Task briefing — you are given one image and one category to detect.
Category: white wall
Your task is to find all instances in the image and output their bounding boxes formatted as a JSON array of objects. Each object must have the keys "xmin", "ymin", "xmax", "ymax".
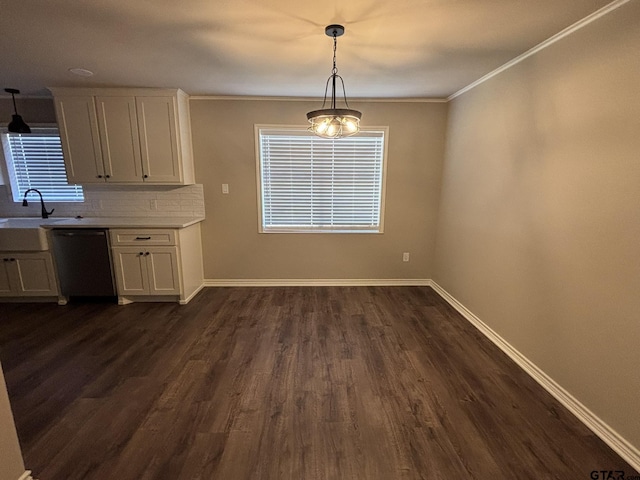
[
  {"xmin": 434, "ymin": 0, "xmax": 640, "ymax": 454},
  {"xmin": 190, "ymin": 99, "xmax": 447, "ymax": 281},
  {"xmin": 0, "ymin": 363, "xmax": 25, "ymax": 480}
]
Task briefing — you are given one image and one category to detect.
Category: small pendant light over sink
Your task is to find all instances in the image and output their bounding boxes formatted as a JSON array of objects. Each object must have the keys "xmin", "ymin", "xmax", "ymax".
[
  {"xmin": 4, "ymin": 88, "xmax": 31, "ymax": 134},
  {"xmin": 307, "ymin": 25, "xmax": 361, "ymax": 139}
]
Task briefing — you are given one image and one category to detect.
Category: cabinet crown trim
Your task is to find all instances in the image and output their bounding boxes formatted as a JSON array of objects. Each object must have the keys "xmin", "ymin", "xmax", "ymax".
[{"xmin": 48, "ymin": 87, "xmax": 188, "ymax": 98}]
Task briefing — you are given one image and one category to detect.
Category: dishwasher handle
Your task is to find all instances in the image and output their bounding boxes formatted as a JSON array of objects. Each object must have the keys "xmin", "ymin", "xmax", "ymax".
[{"xmin": 55, "ymin": 231, "xmax": 106, "ymax": 237}]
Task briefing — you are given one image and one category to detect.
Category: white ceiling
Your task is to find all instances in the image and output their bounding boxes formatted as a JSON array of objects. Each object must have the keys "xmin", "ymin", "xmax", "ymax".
[{"xmin": 0, "ymin": 0, "xmax": 615, "ymax": 99}]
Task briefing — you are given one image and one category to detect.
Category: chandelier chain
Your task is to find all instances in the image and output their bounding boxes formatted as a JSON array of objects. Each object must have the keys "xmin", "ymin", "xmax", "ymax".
[{"xmin": 332, "ymin": 32, "xmax": 338, "ymax": 75}]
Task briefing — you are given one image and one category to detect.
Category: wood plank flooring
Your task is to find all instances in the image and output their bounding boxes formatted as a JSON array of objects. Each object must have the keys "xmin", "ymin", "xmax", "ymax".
[{"xmin": 0, "ymin": 287, "xmax": 636, "ymax": 480}]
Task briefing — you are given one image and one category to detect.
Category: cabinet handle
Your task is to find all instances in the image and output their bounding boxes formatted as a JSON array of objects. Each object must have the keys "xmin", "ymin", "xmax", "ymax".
[
  {"xmin": 135, "ymin": 236, "xmax": 152, "ymax": 240},
  {"xmin": 97, "ymin": 174, "xmax": 103, "ymax": 178},
  {"xmin": 145, "ymin": 252, "xmax": 150, "ymax": 256},
  {"xmin": 143, "ymin": 174, "xmax": 149, "ymax": 178},
  {"xmin": 105, "ymin": 175, "xmax": 111, "ymax": 179},
  {"xmin": 2, "ymin": 258, "xmax": 8, "ymax": 262},
  {"xmin": 56, "ymin": 232, "xmax": 105, "ymax": 237},
  {"xmin": 139, "ymin": 252, "xmax": 144, "ymax": 256}
]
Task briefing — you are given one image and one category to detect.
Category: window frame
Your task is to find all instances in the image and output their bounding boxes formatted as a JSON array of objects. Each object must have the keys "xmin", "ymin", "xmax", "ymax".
[
  {"xmin": 0, "ymin": 124, "xmax": 84, "ymax": 203},
  {"xmin": 255, "ymin": 124, "xmax": 389, "ymax": 234}
]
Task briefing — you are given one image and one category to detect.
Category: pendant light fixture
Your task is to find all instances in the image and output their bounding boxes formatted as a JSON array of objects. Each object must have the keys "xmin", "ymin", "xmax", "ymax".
[
  {"xmin": 307, "ymin": 25, "xmax": 361, "ymax": 139},
  {"xmin": 4, "ymin": 88, "xmax": 31, "ymax": 134}
]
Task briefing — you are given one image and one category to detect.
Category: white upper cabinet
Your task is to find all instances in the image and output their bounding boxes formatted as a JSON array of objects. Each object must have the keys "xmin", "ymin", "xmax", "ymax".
[
  {"xmin": 54, "ymin": 95, "xmax": 104, "ymax": 182},
  {"xmin": 50, "ymin": 88, "xmax": 195, "ymax": 185},
  {"xmin": 96, "ymin": 95, "xmax": 143, "ymax": 182}
]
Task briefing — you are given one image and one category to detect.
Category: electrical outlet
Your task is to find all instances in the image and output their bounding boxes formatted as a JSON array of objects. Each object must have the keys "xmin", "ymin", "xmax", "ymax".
[
  {"xmin": 403, "ymin": 252, "xmax": 410, "ymax": 262},
  {"xmin": 222, "ymin": 184, "xmax": 229, "ymax": 194}
]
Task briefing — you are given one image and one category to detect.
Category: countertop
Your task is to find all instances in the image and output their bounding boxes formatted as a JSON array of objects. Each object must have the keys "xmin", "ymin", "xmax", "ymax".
[{"xmin": 3, "ymin": 216, "xmax": 205, "ymax": 229}]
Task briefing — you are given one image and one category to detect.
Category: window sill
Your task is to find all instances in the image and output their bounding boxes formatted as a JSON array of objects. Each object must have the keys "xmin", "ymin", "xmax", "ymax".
[{"xmin": 260, "ymin": 228, "xmax": 383, "ymax": 234}]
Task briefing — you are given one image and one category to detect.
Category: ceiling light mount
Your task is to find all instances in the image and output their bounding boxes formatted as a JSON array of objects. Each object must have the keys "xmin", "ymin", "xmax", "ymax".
[
  {"xmin": 4, "ymin": 88, "xmax": 31, "ymax": 134},
  {"xmin": 306, "ymin": 24, "xmax": 361, "ymax": 139},
  {"xmin": 325, "ymin": 24, "xmax": 344, "ymax": 37}
]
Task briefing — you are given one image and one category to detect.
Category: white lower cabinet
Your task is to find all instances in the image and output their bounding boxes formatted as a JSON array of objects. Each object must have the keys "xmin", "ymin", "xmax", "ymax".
[
  {"xmin": 111, "ymin": 246, "xmax": 180, "ymax": 296},
  {"xmin": 0, "ymin": 224, "xmax": 203, "ymax": 305},
  {"xmin": 109, "ymin": 224, "xmax": 203, "ymax": 304},
  {"xmin": 0, "ymin": 252, "xmax": 58, "ymax": 297}
]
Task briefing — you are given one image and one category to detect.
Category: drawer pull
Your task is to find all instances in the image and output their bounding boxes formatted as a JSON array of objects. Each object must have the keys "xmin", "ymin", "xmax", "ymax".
[{"xmin": 135, "ymin": 236, "xmax": 152, "ymax": 240}]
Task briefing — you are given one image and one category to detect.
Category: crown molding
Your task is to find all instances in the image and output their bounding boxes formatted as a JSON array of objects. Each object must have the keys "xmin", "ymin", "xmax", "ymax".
[
  {"xmin": 448, "ymin": 0, "xmax": 632, "ymax": 101},
  {"xmin": 189, "ymin": 95, "xmax": 447, "ymax": 103}
]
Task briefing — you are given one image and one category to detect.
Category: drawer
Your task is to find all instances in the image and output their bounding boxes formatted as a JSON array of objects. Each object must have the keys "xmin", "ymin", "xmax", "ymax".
[{"xmin": 110, "ymin": 229, "xmax": 176, "ymax": 246}]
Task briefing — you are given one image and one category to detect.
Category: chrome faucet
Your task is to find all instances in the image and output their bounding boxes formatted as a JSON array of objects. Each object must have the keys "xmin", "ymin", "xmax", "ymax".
[{"xmin": 22, "ymin": 189, "xmax": 54, "ymax": 219}]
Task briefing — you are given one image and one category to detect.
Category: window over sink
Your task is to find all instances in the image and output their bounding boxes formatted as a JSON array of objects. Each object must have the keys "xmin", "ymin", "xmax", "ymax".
[{"xmin": 1, "ymin": 126, "xmax": 84, "ymax": 202}]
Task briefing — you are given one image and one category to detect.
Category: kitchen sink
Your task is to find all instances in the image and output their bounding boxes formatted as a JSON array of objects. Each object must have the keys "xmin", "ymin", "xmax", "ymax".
[{"xmin": 0, "ymin": 217, "xmax": 68, "ymax": 251}]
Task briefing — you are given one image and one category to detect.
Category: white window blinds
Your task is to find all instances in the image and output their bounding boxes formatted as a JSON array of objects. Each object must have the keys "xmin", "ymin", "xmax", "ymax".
[
  {"xmin": 2, "ymin": 128, "xmax": 84, "ymax": 202},
  {"xmin": 257, "ymin": 127, "xmax": 386, "ymax": 233}
]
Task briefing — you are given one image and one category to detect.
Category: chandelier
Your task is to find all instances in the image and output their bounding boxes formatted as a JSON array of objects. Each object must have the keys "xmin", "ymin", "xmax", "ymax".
[{"xmin": 306, "ymin": 25, "xmax": 361, "ymax": 139}]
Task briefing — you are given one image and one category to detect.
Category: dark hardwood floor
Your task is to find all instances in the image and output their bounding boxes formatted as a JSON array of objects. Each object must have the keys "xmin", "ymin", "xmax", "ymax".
[{"xmin": 0, "ymin": 287, "xmax": 636, "ymax": 480}]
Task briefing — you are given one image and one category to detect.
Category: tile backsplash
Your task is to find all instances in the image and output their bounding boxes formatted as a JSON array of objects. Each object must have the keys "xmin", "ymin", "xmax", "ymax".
[{"xmin": 0, "ymin": 184, "xmax": 205, "ymax": 218}]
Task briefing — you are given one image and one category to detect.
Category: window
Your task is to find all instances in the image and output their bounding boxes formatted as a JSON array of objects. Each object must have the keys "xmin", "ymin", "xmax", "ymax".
[
  {"xmin": 1, "ymin": 127, "xmax": 83, "ymax": 202},
  {"xmin": 256, "ymin": 126, "xmax": 387, "ymax": 233}
]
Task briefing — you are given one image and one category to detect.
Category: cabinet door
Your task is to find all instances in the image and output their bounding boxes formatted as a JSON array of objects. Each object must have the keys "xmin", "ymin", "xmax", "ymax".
[
  {"xmin": 54, "ymin": 96, "xmax": 105, "ymax": 183},
  {"xmin": 0, "ymin": 259, "xmax": 14, "ymax": 295},
  {"xmin": 12, "ymin": 253, "xmax": 58, "ymax": 296},
  {"xmin": 112, "ymin": 248, "xmax": 148, "ymax": 295},
  {"xmin": 96, "ymin": 96, "xmax": 143, "ymax": 183},
  {"xmin": 146, "ymin": 247, "xmax": 181, "ymax": 295},
  {"xmin": 136, "ymin": 96, "xmax": 182, "ymax": 183}
]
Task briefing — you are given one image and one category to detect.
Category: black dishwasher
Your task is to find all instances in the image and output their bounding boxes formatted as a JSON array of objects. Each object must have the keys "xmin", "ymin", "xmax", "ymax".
[{"xmin": 51, "ymin": 229, "xmax": 116, "ymax": 298}]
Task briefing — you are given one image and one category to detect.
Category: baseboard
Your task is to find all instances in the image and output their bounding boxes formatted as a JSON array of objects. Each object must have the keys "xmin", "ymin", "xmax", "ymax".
[
  {"xmin": 429, "ymin": 280, "xmax": 640, "ymax": 472},
  {"xmin": 180, "ymin": 282, "xmax": 206, "ymax": 305},
  {"xmin": 17, "ymin": 471, "xmax": 34, "ymax": 480},
  {"xmin": 204, "ymin": 278, "xmax": 432, "ymax": 287}
]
